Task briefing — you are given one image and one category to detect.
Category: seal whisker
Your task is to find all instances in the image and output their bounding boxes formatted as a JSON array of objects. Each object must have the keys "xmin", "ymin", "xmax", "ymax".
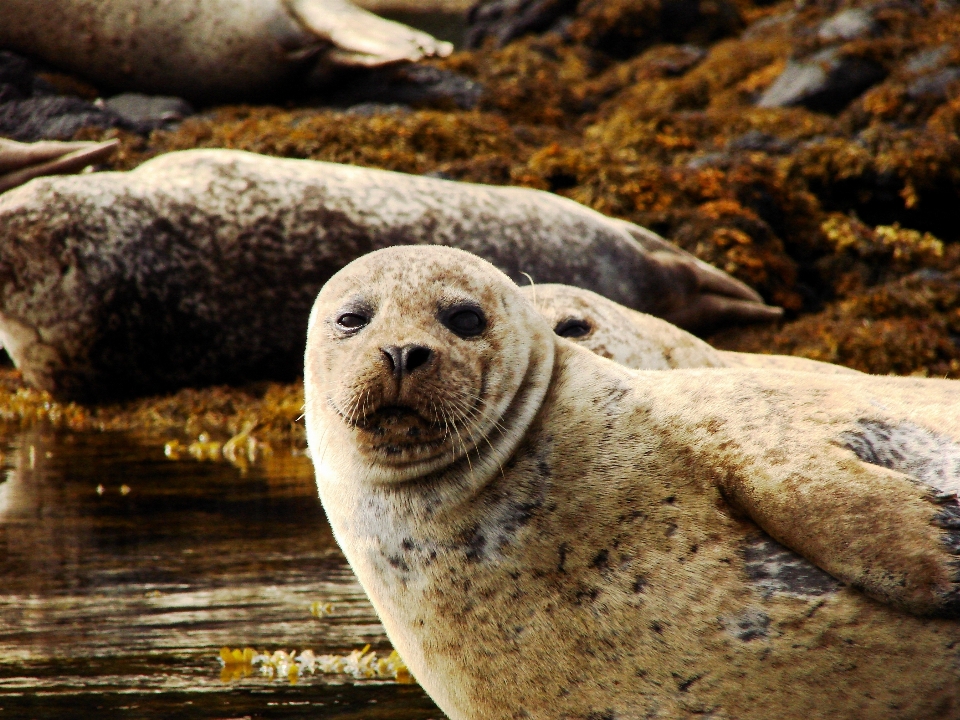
[
  {"xmin": 520, "ymin": 271, "xmax": 538, "ymax": 311},
  {"xmin": 441, "ymin": 398, "xmax": 475, "ymax": 476},
  {"xmin": 447, "ymin": 396, "xmax": 507, "ymax": 481},
  {"xmin": 447, "ymin": 388, "xmax": 509, "ymax": 437}
]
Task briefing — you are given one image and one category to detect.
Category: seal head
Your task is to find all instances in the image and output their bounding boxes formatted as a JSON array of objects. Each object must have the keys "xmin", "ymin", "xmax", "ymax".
[
  {"xmin": 522, "ymin": 282, "xmax": 728, "ymax": 369},
  {"xmin": 305, "ymin": 245, "xmax": 555, "ymax": 487}
]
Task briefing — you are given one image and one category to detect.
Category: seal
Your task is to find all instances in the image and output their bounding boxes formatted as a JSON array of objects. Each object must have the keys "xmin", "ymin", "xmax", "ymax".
[
  {"xmin": 0, "ymin": 0, "xmax": 452, "ymax": 103},
  {"xmin": 0, "ymin": 137, "xmax": 118, "ymax": 194},
  {"xmin": 305, "ymin": 246, "xmax": 960, "ymax": 720},
  {"xmin": 524, "ymin": 282, "xmax": 860, "ymax": 374},
  {"xmin": 0, "ymin": 148, "xmax": 777, "ymax": 400}
]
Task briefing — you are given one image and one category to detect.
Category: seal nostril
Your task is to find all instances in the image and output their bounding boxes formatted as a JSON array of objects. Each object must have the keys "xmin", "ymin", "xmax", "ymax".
[
  {"xmin": 403, "ymin": 345, "xmax": 432, "ymax": 374},
  {"xmin": 382, "ymin": 346, "xmax": 402, "ymax": 377}
]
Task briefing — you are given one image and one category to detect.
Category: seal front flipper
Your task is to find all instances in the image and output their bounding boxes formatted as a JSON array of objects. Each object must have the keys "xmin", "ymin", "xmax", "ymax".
[
  {"xmin": 286, "ymin": 0, "xmax": 453, "ymax": 66},
  {"xmin": 714, "ymin": 428, "xmax": 960, "ymax": 617}
]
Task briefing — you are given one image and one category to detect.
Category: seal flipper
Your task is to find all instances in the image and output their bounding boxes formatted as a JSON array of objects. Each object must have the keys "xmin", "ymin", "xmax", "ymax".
[
  {"xmin": 285, "ymin": 0, "xmax": 453, "ymax": 66},
  {"xmin": 718, "ymin": 441, "xmax": 960, "ymax": 617},
  {"xmin": 0, "ymin": 139, "xmax": 119, "ymax": 195}
]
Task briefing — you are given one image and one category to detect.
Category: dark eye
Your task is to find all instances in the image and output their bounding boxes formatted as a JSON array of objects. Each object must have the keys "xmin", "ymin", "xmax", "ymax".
[
  {"xmin": 336, "ymin": 313, "xmax": 369, "ymax": 331},
  {"xmin": 441, "ymin": 304, "xmax": 486, "ymax": 337},
  {"xmin": 554, "ymin": 318, "xmax": 591, "ymax": 338}
]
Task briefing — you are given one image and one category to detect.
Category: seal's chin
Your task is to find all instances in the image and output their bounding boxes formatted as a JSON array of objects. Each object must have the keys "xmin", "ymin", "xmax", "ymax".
[{"xmin": 352, "ymin": 405, "xmax": 453, "ymax": 464}]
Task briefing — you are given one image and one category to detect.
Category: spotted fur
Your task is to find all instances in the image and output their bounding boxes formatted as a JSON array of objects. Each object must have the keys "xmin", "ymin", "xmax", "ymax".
[{"xmin": 306, "ymin": 246, "xmax": 960, "ymax": 720}]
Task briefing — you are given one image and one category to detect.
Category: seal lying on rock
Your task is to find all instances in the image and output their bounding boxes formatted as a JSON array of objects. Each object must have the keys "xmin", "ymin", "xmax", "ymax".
[
  {"xmin": 0, "ymin": 137, "xmax": 118, "ymax": 194},
  {"xmin": 0, "ymin": 149, "xmax": 777, "ymax": 401},
  {"xmin": 524, "ymin": 282, "xmax": 860, "ymax": 374},
  {"xmin": 0, "ymin": 0, "xmax": 453, "ymax": 103},
  {"xmin": 305, "ymin": 246, "xmax": 960, "ymax": 720}
]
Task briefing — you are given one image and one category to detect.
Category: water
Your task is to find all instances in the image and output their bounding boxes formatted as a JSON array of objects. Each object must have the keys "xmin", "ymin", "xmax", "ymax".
[{"xmin": 0, "ymin": 427, "xmax": 442, "ymax": 719}]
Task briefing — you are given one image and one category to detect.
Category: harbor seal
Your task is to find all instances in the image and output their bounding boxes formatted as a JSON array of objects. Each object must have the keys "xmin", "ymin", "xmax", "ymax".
[
  {"xmin": 305, "ymin": 246, "xmax": 960, "ymax": 720},
  {"xmin": 0, "ymin": 137, "xmax": 118, "ymax": 194},
  {"xmin": 0, "ymin": 0, "xmax": 452, "ymax": 103},
  {"xmin": 524, "ymin": 282, "xmax": 860, "ymax": 375},
  {"xmin": 0, "ymin": 148, "xmax": 777, "ymax": 400}
]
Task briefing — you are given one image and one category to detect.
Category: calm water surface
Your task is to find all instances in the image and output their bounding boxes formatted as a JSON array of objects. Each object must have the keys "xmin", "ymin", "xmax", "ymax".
[{"xmin": 0, "ymin": 427, "xmax": 442, "ymax": 719}]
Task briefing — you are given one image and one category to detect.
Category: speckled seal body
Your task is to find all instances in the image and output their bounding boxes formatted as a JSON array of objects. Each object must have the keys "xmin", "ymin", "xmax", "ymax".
[
  {"xmin": 305, "ymin": 246, "xmax": 960, "ymax": 720},
  {"xmin": 525, "ymin": 283, "xmax": 860, "ymax": 374},
  {"xmin": 0, "ymin": 0, "xmax": 452, "ymax": 103},
  {"xmin": 0, "ymin": 148, "xmax": 774, "ymax": 400}
]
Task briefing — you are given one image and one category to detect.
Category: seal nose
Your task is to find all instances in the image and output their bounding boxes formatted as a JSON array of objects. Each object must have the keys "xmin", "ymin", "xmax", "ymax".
[{"xmin": 381, "ymin": 344, "xmax": 434, "ymax": 378}]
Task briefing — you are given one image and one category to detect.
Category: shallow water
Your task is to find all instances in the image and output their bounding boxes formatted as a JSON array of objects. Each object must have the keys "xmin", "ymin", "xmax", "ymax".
[{"xmin": 0, "ymin": 427, "xmax": 442, "ymax": 719}]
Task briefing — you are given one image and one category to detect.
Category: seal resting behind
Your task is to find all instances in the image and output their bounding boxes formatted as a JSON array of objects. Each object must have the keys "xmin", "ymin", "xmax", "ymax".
[
  {"xmin": 0, "ymin": 149, "xmax": 777, "ymax": 400},
  {"xmin": 523, "ymin": 282, "xmax": 860, "ymax": 375},
  {"xmin": 305, "ymin": 246, "xmax": 960, "ymax": 720},
  {"xmin": 0, "ymin": 0, "xmax": 452, "ymax": 103}
]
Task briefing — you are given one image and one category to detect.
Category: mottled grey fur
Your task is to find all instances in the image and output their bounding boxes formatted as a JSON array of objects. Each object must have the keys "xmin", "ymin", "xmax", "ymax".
[
  {"xmin": 841, "ymin": 419, "xmax": 960, "ymax": 494},
  {"xmin": 0, "ymin": 149, "xmax": 774, "ymax": 400}
]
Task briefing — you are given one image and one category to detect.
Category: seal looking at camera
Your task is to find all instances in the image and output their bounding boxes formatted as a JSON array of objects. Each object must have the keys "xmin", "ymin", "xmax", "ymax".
[{"xmin": 305, "ymin": 246, "xmax": 960, "ymax": 720}]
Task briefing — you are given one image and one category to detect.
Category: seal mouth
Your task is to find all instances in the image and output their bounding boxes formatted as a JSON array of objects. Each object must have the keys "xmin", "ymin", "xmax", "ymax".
[{"xmin": 351, "ymin": 404, "xmax": 451, "ymax": 458}]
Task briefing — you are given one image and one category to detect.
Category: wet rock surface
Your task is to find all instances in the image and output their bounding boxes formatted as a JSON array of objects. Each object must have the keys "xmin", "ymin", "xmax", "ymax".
[
  {"xmin": 757, "ymin": 47, "xmax": 887, "ymax": 112},
  {"xmin": 1, "ymin": 1, "xmax": 960, "ymax": 381},
  {"xmin": 103, "ymin": 93, "xmax": 195, "ymax": 130}
]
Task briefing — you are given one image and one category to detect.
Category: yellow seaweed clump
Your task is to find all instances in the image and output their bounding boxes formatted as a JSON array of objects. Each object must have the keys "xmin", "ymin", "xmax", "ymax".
[
  {"xmin": 218, "ymin": 645, "xmax": 413, "ymax": 685},
  {"xmin": 712, "ymin": 266, "xmax": 960, "ymax": 377}
]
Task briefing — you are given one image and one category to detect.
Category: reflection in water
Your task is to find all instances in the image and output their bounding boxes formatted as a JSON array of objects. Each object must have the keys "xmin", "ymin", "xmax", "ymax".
[{"xmin": 0, "ymin": 427, "xmax": 442, "ymax": 719}]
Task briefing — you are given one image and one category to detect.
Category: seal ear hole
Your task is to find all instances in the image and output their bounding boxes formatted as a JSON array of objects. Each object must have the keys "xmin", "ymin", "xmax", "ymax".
[
  {"xmin": 440, "ymin": 303, "xmax": 486, "ymax": 338},
  {"xmin": 555, "ymin": 318, "xmax": 592, "ymax": 338}
]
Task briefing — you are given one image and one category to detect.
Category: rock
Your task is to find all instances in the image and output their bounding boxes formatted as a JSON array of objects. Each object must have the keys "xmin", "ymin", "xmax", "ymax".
[
  {"xmin": 0, "ymin": 149, "xmax": 778, "ymax": 401},
  {"xmin": 816, "ymin": 7, "xmax": 877, "ymax": 43},
  {"xmin": 0, "ymin": 51, "xmax": 34, "ymax": 102},
  {"xmin": 343, "ymin": 102, "xmax": 411, "ymax": 116},
  {"xmin": 0, "ymin": 95, "xmax": 129, "ymax": 141},
  {"xmin": 757, "ymin": 47, "xmax": 886, "ymax": 113},
  {"xmin": 0, "ymin": 49, "xmax": 142, "ymax": 140},
  {"xmin": 102, "ymin": 93, "xmax": 194, "ymax": 130},
  {"xmin": 465, "ymin": 0, "xmax": 577, "ymax": 49},
  {"xmin": 906, "ymin": 66, "xmax": 960, "ymax": 100},
  {"xmin": 904, "ymin": 45, "xmax": 952, "ymax": 74},
  {"xmin": 727, "ymin": 130, "xmax": 795, "ymax": 154},
  {"xmin": 465, "ymin": 0, "xmax": 742, "ymax": 54},
  {"xmin": 322, "ymin": 64, "xmax": 483, "ymax": 110}
]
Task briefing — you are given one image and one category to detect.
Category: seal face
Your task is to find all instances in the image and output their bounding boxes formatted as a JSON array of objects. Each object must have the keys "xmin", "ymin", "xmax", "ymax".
[
  {"xmin": 306, "ymin": 247, "xmax": 960, "ymax": 720},
  {"xmin": 305, "ymin": 246, "xmax": 554, "ymax": 485},
  {"xmin": 522, "ymin": 282, "xmax": 729, "ymax": 370}
]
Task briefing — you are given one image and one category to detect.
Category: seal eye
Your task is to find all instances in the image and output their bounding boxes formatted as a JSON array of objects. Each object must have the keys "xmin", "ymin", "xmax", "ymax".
[
  {"xmin": 555, "ymin": 318, "xmax": 592, "ymax": 338},
  {"xmin": 337, "ymin": 313, "xmax": 369, "ymax": 331},
  {"xmin": 441, "ymin": 304, "xmax": 486, "ymax": 337}
]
